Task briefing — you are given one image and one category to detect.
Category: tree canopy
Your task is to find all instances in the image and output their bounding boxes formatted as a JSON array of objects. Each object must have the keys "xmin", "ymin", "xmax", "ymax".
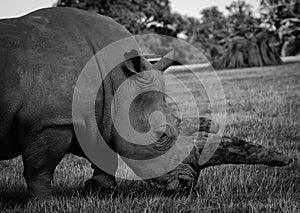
[
  {"xmin": 260, "ymin": 0, "xmax": 300, "ymax": 56},
  {"xmin": 226, "ymin": 0, "xmax": 258, "ymax": 36},
  {"xmin": 55, "ymin": 0, "xmax": 177, "ymax": 35},
  {"xmin": 54, "ymin": 0, "xmax": 298, "ymax": 68}
]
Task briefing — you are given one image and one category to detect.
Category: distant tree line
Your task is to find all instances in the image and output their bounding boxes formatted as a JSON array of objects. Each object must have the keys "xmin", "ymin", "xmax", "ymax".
[
  {"xmin": 54, "ymin": 0, "xmax": 300, "ymax": 69},
  {"xmin": 260, "ymin": 0, "xmax": 300, "ymax": 56}
]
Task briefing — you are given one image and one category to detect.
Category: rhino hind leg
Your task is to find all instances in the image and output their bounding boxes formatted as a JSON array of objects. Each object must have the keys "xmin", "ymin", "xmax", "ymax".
[{"xmin": 22, "ymin": 127, "xmax": 72, "ymax": 198}]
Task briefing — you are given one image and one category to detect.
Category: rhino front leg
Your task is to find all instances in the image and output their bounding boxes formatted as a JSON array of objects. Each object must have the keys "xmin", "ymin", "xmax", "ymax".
[
  {"xmin": 22, "ymin": 127, "xmax": 72, "ymax": 198},
  {"xmin": 85, "ymin": 159, "xmax": 118, "ymax": 191}
]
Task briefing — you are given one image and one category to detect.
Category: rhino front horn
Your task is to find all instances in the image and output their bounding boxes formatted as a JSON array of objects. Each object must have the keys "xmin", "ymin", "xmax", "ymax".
[{"xmin": 154, "ymin": 51, "xmax": 177, "ymax": 72}]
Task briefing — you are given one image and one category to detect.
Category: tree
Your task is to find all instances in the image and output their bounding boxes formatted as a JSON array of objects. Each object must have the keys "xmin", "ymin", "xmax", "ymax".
[
  {"xmin": 260, "ymin": 0, "xmax": 300, "ymax": 29},
  {"xmin": 55, "ymin": 0, "xmax": 176, "ymax": 35},
  {"xmin": 200, "ymin": 6, "xmax": 229, "ymax": 41},
  {"xmin": 214, "ymin": 29, "xmax": 282, "ymax": 69},
  {"xmin": 181, "ymin": 7, "xmax": 229, "ymax": 61},
  {"xmin": 260, "ymin": 0, "xmax": 300, "ymax": 56},
  {"xmin": 212, "ymin": 0, "xmax": 281, "ymax": 69},
  {"xmin": 226, "ymin": 0, "xmax": 258, "ymax": 36}
]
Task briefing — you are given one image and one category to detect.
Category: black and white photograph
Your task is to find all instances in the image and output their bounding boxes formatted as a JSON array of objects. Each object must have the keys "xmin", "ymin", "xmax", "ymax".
[{"xmin": 0, "ymin": 0, "xmax": 299, "ymax": 212}]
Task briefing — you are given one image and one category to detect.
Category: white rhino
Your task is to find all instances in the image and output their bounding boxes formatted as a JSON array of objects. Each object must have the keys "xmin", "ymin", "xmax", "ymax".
[{"xmin": 0, "ymin": 7, "xmax": 291, "ymax": 198}]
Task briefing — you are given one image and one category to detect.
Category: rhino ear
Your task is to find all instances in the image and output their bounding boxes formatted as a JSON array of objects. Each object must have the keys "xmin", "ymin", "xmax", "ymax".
[
  {"xmin": 154, "ymin": 51, "xmax": 177, "ymax": 72},
  {"xmin": 124, "ymin": 49, "xmax": 142, "ymax": 74}
]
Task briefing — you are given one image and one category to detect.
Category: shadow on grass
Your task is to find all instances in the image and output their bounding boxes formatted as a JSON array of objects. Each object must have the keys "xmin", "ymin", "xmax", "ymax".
[
  {"xmin": 0, "ymin": 180, "xmax": 194, "ymax": 207},
  {"xmin": 0, "ymin": 187, "xmax": 29, "ymax": 207},
  {"xmin": 78, "ymin": 179, "xmax": 194, "ymax": 200}
]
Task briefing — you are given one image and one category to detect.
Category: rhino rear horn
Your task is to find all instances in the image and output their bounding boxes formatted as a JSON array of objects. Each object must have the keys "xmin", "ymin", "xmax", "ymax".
[{"xmin": 154, "ymin": 51, "xmax": 177, "ymax": 72}]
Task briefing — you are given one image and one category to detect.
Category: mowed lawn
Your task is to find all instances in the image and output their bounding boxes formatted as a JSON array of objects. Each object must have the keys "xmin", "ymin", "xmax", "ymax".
[{"xmin": 0, "ymin": 63, "xmax": 299, "ymax": 212}]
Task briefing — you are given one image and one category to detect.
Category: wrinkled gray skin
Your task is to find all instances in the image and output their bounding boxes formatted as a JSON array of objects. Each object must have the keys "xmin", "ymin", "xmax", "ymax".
[
  {"xmin": 0, "ymin": 7, "xmax": 178, "ymax": 198},
  {"xmin": 0, "ymin": 7, "xmax": 292, "ymax": 198}
]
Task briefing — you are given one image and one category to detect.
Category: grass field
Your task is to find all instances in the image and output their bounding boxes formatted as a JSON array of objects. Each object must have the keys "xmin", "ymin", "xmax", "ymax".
[{"xmin": 0, "ymin": 63, "xmax": 299, "ymax": 212}]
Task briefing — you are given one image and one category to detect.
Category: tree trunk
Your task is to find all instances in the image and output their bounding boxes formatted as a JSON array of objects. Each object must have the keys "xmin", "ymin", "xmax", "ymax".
[{"xmin": 214, "ymin": 31, "xmax": 282, "ymax": 69}]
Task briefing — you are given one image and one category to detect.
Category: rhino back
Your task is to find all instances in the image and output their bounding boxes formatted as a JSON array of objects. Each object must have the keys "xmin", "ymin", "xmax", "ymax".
[{"xmin": 0, "ymin": 7, "xmax": 132, "ymax": 159}]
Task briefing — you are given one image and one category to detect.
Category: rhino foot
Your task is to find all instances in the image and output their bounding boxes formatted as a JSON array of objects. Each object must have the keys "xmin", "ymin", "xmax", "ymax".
[
  {"xmin": 84, "ymin": 176, "xmax": 117, "ymax": 193},
  {"xmin": 85, "ymin": 160, "xmax": 118, "ymax": 194}
]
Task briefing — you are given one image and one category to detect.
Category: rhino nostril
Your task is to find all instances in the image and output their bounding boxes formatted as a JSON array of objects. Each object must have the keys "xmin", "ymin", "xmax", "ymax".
[{"xmin": 160, "ymin": 132, "xmax": 168, "ymax": 140}]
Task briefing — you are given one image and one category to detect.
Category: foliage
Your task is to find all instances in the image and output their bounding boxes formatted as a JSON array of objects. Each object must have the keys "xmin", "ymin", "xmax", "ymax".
[
  {"xmin": 199, "ymin": 1, "xmax": 282, "ymax": 69},
  {"xmin": 187, "ymin": 2, "xmax": 267, "ymax": 67},
  {"xmin": 260, "ymin": 0, "xmax": 300, "ymax": 29},
  {"xmin": 200, "ymin": 6, "xmax": 229, "ymax": 40},
  {"xmin": 260, "ymin": 0, "xmax": 300, "ymax": 56},
  {"xmin": 178, "ymin": 6, "xmax": 229, "ymax": 62},
  {"xmin": 54, "ymin": 0, "xmax": 288, "ymax": 66},
  {"xmin": 55, "ymin": 0, "xmax": 176, "ymax": 35},
  {"xmin": 226, "ymin": 0, "xmax": 259, "ymax": 36},
  {"xmin": 214, "ymin": 30, "xmax": 282, "ymax": 69},
  {"xmin": 199, "ymin": 7, "xmax": 229, "ymax": 52}
]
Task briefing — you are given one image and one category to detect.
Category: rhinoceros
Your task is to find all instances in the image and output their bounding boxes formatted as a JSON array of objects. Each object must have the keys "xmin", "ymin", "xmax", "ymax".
[{"xmin": 0, "ymin": 7, "xmax": 292, "ymax": 198}]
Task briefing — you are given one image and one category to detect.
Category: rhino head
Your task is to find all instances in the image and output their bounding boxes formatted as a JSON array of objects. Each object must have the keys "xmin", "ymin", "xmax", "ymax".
[
  {"xmin": 110, "ymin": 50, "xmax": 211, "ymax": 180},
  {"xmin": 107, "ymin": 49, "xmax": 291, "ymax": 191}
]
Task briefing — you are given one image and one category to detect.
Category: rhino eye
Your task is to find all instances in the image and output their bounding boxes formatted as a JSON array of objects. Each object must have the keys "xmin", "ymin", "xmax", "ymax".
[{"xmin": 163, "ymin": 96, "xmax": 167, "ymax": 103}]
